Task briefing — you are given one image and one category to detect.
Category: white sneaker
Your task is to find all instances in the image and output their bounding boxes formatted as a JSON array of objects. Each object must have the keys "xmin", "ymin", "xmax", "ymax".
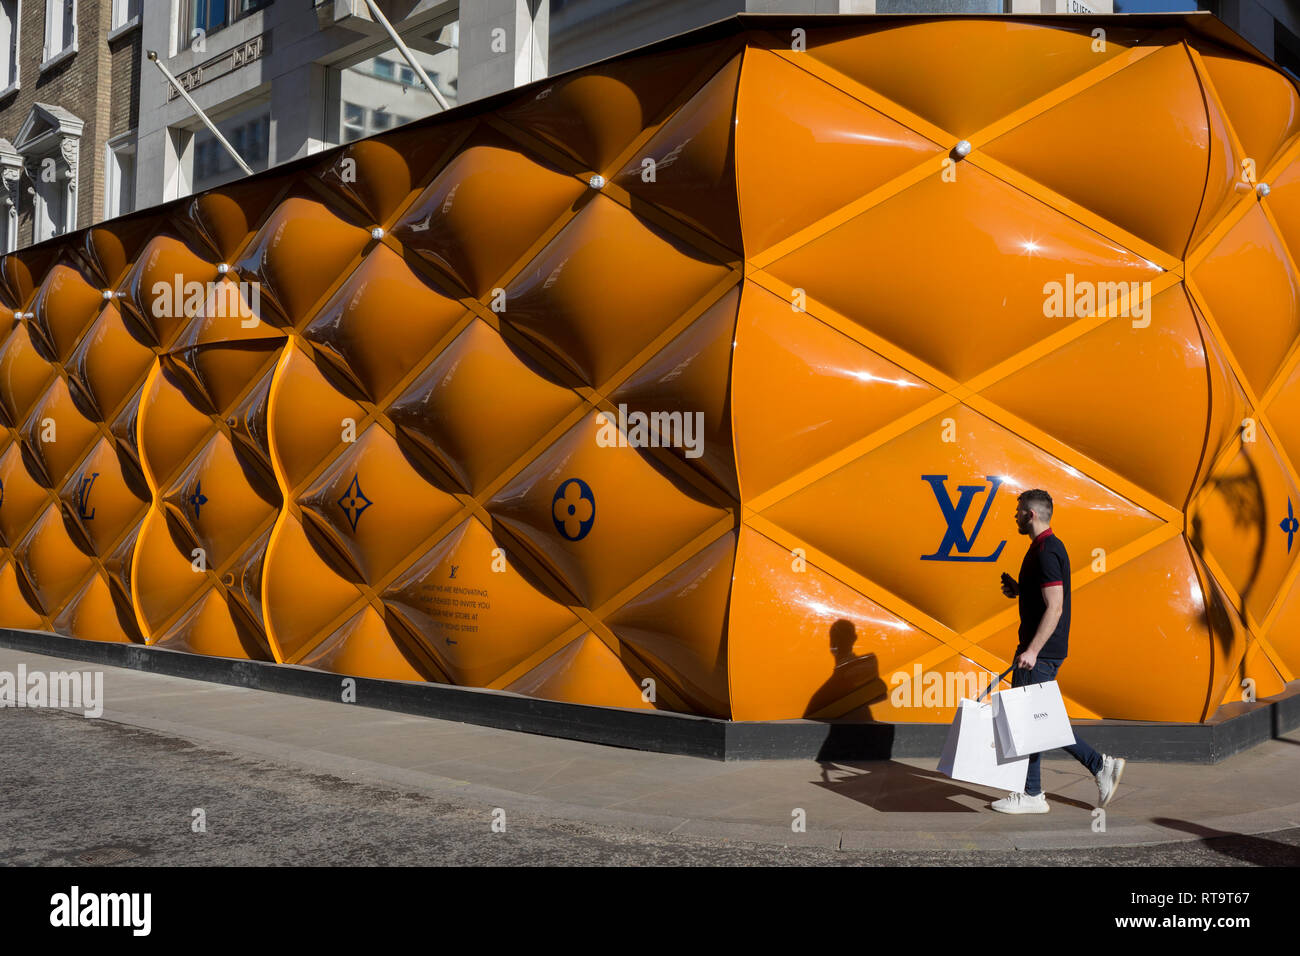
[
  {"xmin": 990, "ymin": 791, "xmax": 1049, "ymax": 814},
  {"xmin": 1096, "ymin": 754, "xmax": 1126, "ymax": 807}
]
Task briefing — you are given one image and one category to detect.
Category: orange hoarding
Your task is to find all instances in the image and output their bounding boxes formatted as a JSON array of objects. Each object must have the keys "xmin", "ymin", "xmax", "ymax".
[{"xmin": 0, "ymin": 16, "xmax": 1296, "ymax": 725}]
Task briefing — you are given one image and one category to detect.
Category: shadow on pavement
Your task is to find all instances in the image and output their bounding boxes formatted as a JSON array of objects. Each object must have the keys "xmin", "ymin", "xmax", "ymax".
[
  {"xmin": 1151, "ymin": 817, "xmax": 1300, "ymax": 865},
  {"xmin": 812, "ymin": 761, "xmax": 1095, "ymax": 813}
]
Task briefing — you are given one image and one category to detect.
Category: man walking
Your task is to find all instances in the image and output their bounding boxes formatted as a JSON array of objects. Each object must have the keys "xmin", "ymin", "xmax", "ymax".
[{"xmin": 990, "ymin": 489, "xmax": 1125, "ymax": 814}]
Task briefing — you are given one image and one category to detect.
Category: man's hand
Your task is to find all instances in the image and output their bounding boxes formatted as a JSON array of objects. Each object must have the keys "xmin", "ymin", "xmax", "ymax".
[
  {"xmin": 1016, "ymin": 648, "xmax": 1038, "ymax": 670},
  {"xmin": 1000, "ymin": 572, "xmax": 1018, "ymax": 599}
]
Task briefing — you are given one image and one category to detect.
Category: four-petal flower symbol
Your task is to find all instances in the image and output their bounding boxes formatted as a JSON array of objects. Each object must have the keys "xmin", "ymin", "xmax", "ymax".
[
  {"xmin": 1281, "ymin": 499, "xmax": 1298, "ymax": 553},
  {"xmin": 552, "ymin": 478, "xmax": 595, "ymax": 541},
  {"xmin": 188, "ymin": 480, "xmax": 208, "ymax": 519}
]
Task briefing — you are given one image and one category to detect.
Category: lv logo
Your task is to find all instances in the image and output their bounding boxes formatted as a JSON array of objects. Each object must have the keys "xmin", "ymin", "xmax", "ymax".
[
  {"xmin": 77, "ymin": 472, "xmax": 99, "ymax": 521},
  {"xmin": 920, "ymin": 475, "xmax": 1006, "ymax": 563}
]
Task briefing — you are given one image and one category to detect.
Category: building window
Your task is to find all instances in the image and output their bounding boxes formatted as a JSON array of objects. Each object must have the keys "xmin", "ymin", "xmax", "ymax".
[
  {"xmin": 330, "ymin": 23, "xmax": 459, "ymax": 147},
  {"xmin": 105, "ymin": 135, "xmax": 136, "ymax": 219},
  {"xmin": 186, "ymin": 101, "xmax": 271, "ymax": 194},
  {"xmin": 43, "ymin": 0, "xmax": 76, "ymax": 65},
  {"xmin": 111, "ymin": 0, "xmax": 140, "ymax": 29},
  {"xmin": 1277, "ymin": 20, "xmax": 1300, "ymax": 83},
  {"xmin": 184, "ymin": 0, "xmax": 271, "ymax": 43},
  {"xmin": 0, "ymin": 0, "xmax": 18, "ymax": 92}
]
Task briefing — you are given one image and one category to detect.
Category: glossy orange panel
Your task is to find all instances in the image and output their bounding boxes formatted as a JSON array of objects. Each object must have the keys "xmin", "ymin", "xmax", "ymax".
[
  {"xmin": 52, "ymin": 573, "xmax": 133, "ymax": 644},
  {"xmin": 152, "ymin": 587, "xmax": 268, "ymax": 660},
  {"xmin": 797, "ymin": 19, "xmax": 1137, "ymax": 138},
  {"xmin": 505, "ymin": 631, "xmax": 655, "ymax": 710},
  {"xmin": 235, "ymin": 193, "xmax": 371, "ymax": 327},
  {"xmin": 767, "ymin": 164, "xmax": 1162, "ymax": 382},
  {"xmin": 13, "ymin": 505, "xmax": 95, "ymax": 615},
  {"xmin": 0, "ymin": 324, "xmax": 55, "ymax": 426},
  {"xmin": 261, "ymin": 512, "xmax": 366, "ymax": 662},
  {"xmin": 498, "ymin": 39, "xmax": 736, "ymax": 173},
  {"xmin": 22, "ymin": 376, "xmax": 100, "ymax": 487},
  {"xmin": 608, "ymin": 284, "xmax": 740, "ymax": 497},
  {"xmin": 1193, "ymin": 204, "xmax": 1300, "ymax": 399},
  {"xmin": 1262, "ymin": 571, "xmax": 1300, "ymax": 675},
  {"xmin": 500, "ymin": 194, "xmax": 733, "ymax": 388},
  {"xmin": 0, "ymin": 558, "xmax": 45, "ymax": 629},
  {"xmin": 1199, "ymin": 47, "xmax": 1300, "ymax": 178},
  {"xmin": 0, "ymin": 441, "xmax": 50, "ymax": 548},
  {"xmin": 728, "ymin": 527, "xmax": 941, "ymax": 721},
  {"xmin": 57, "ymin": 437, "xmax": 148, "ymax": 556},
  {"xmin": 316, "ymin": 123, "xmax": 468, "ymax": 226},
  {"xmin": 605, "ymin": 531, "xmax": 736, "ymax": 717},
  {"xmin": 387, "ymin": 318, "xmax": 582, "ymax": 496},
  {"xmin": 122, "ymin": 233, "xmax": 221, "ymax": 348},
  {"xmin": 299, "ymin": 606, "xmax": 432, "ymax": 682},
  {"xmin": 302, "ymin": 243, "xmax": 468, "ymax": 404},
  {"xmin": 391, "ymin": 125, "xmax": 587, "ymax": 297},
  {"xmin": 613, "ymin": 53, "xmax": 743, "ymax": 254},
  {"xmin": 30, "ymin": 261, "xmax": 105, "ymax": 363},
  {"xmin": 732, "ymin": 280, "xmax": 941, "ymax": 500},
  {"xmin": 978, "ymin": 285, "xmax": 1208, "ymax": 507},
  {"xmin": 487, "ymin": 410, "xmax": 730, "ymax": 609},
  {"xmin": 265, "ymin": 344, "xmax": 366, "ymax": 492},
  {"xmin": 379, "ymin": 520, "xmax": 577, "ymax": 686},
  {"xmin": 735, "ymin": 48, "xmax": 939, "ymax": 257},
  {"xmin": 985, "ymin": 45, "xmax": 1211, "ymax": 257},
  {"xmin": 69, "ymin": 304, "xmax": 156, "ymax": 420},
  {"xmin": 296, "ymin": 424, "xmax": 461, "ymax": 585},
  {"xmin": 383, "ymin": 518, "xmax": 579, "ymax": 686},
  {"xmin": 161, "ymin": 430, "xmax": 280, "ymax": 571}
]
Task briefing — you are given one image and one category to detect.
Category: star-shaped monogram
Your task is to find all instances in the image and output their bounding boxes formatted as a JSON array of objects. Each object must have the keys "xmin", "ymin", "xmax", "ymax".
[{"xmin": 338, "ymin": 473, "xmax": 372, "ymax": 532}]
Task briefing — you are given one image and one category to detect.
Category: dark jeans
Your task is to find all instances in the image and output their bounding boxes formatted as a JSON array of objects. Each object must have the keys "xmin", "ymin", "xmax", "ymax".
[{"xmin": 1012, "ymin": 658, "xmax": 1103, "ymax": 796}]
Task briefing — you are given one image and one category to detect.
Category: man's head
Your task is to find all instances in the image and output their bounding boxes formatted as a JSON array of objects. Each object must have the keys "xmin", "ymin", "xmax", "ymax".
[{"xmin": 1016, "ymin": 489, "xmax": 1053, "ymax": 536}]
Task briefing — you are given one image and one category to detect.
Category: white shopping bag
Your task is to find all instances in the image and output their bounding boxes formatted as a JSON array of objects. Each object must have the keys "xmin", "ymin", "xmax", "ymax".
[
  {"xmin": 937, "ymin": 696, "xmax": 1029, "ymax": 791},
  {"xmin": 992, "ymin": 679, "xmax": 1076, "ymax": 758}
]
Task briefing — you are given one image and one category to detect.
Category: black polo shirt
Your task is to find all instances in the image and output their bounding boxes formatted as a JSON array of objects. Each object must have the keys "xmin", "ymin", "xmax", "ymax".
[{"xmin": 1017, "ymin": 528, "xmax": 1070, "ymax": 660}]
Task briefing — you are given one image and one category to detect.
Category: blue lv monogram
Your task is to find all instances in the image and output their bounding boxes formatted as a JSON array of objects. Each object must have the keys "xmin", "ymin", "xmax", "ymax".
[
  {"xmin": 77, "ymin": 472, "xmax": 99, "ymax": 521},
  {"xmin": 920, "ymin": 474, "xmax": 1007, "ymax": 562}
]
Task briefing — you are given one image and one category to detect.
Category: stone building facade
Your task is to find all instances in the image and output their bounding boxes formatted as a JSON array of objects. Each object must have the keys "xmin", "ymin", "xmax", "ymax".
[{"xmin": 0, "ymin": 0, "xmax": 141, "ymax": 251}]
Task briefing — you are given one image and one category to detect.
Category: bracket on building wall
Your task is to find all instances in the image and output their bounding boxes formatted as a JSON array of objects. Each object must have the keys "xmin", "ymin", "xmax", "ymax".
[{"xmin": 0, "ymin": 139, "xmax": 20, "ymax": 209}]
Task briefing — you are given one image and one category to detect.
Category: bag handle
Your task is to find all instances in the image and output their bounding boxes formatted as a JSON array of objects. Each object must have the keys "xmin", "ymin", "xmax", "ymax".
[{"xmin": 977, "ymin": 665, "xmax": 1016, "ymax": 703}]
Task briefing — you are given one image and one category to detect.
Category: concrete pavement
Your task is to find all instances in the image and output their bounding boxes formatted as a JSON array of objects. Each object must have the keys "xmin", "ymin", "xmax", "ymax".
[{"xmin": 3, "ymin": 645, "xmax": 1299, "ymax": 855}]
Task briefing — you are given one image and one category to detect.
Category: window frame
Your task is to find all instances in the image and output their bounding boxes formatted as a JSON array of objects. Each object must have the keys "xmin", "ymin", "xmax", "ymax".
[
  {"xmin": 41, "ymin": 0, "xmax": 77, "ymax": 71},
  {"xmin": 0, "ymin": 0, "xmax": 19, "ymax": 96},
  {"xmin": 104, "ymin": 131, "xmax": 137, "ymax": 221},
  {"xmin": 109, "ymin": 0, "xmax": 140, "ymax": 37},
  {"xmin": 182, "ymin": 0, "xmax": 272, "ymax": 46}
]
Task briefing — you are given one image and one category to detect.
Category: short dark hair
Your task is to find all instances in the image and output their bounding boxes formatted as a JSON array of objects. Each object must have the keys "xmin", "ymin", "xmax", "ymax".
[{"xmin": 1018, "ymin": 489, "xmax": 1053, "ymax": 520}]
